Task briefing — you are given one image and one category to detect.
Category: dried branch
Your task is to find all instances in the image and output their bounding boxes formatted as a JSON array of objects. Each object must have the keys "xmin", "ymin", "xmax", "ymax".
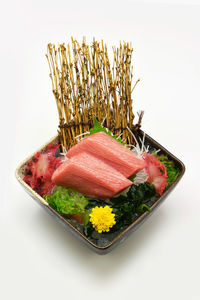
[{"xmin": 46, "ymin": 38, "xmax": 140, "ymax": 149}]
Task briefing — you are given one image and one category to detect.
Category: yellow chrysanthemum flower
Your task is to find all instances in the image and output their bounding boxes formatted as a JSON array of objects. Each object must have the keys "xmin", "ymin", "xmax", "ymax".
[{"xmin": 89, "ymin": 205, "xmax": 116, "ymax": 233}]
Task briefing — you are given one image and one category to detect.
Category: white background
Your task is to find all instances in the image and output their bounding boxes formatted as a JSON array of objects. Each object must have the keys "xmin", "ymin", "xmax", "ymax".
[{"xmin": 1, "ymin": 1, "xmax": 200, "ymax": 299}]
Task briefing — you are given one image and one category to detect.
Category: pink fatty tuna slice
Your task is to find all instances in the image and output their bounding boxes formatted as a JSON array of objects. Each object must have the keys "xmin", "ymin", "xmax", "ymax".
[
  {"xmin": 66, "ymin": 131, "xmax": 146, "ymax": 178},
  {"xmin": 52, "ymin": 152, "xmax": 132, "ymax": 200}
]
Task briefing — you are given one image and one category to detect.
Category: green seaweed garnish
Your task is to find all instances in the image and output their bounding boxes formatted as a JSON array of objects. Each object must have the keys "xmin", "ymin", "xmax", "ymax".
[
  {"xmin": 136, "ymin": 204, "xmax": 151, "ymax": 213},
  {"xmin": 108, "ymin": 182, "xmax": 156, "ymax": 231},
  {"xmin": 157, "ymin": 155, "xmax": 180, "ymax": 187},
  {"xmin": 84, "ymin": 197, "xmax": 108, "ymax": 210},
  {"xmin": 83, "ymin": 182, "xmax": 157, "ymax": 236}
]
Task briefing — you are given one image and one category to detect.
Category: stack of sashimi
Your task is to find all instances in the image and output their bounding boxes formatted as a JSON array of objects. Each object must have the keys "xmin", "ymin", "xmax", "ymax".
[{"xmin": 52, "ymin": 132, "xmax": 146, "ymax": 200}]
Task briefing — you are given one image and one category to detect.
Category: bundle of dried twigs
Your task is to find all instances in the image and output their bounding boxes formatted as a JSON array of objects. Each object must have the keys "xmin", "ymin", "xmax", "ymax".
[{"xmin": 46, "ymin": 37, "xmax": 140, "ymax": 149}]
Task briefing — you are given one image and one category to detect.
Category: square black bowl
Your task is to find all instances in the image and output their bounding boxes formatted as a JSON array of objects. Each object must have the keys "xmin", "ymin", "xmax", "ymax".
[{"xmin": 15, "ymin": 131, "xmax": 185, "ymax": 254}]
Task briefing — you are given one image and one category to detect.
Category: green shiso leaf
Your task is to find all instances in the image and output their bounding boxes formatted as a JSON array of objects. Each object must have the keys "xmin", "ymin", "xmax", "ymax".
[
  {"xmin": 46, "ymin": 187, "xmax": 88, "ymax": 222},
  {"xmin": 157, "ymin": 155, "xmax": 180, "ymax": 187},
  {"xmin": 88, "ymin": 117, "xmax": 125, "ymax": 145},
  {"xmin": 89, "ymin": 117, "xmax": 107, "ymax": 135}
]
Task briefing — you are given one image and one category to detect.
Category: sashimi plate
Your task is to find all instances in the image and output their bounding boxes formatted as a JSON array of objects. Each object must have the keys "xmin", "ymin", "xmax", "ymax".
[{"xmin": 15, "ymin": 130, "xmax": 185, "ymax": 254}]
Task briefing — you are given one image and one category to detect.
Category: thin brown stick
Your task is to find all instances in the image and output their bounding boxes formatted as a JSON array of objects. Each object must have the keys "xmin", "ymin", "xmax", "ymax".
[{"xmin": 46, "ymin": 38, "xmax": 140, "ymax": 149}]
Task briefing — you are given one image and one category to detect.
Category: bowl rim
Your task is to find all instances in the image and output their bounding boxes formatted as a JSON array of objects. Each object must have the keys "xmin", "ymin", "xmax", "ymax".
[{"xmin": 15, "ymin": 131, "xmax": 185, "ymax": 252}]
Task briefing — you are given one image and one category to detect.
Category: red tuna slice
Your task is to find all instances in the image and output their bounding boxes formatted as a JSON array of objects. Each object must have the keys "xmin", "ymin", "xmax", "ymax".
[
  {"xmin": 53, "ymin": 170, "xmax": 114, "ymax": 200},
  {"xmin": 52, "ymin": 152, "xmax": 132, "ymax": 200},
  {"xmin": 66, "ymin": 132, "xmax": 146, "ymax": 178}
]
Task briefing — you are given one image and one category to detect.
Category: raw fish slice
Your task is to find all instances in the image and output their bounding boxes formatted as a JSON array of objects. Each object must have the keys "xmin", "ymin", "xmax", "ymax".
[
  {"xmin": 52, "ymin": 152, "xmax": 132, "ymax": 199},
  {"xmin": 24, "ymin": 144, "xmax": 63, "ymax": 196},
  {"xmin": 66, "ymin": 132, "xmax": 146, "ymax": 177},
  {"xmin": 94, "ymin": 155, "xmax": 134, "ymax": 178},
  {"xmin": 53, "ymin": 170, "xmax": 114, "ymax": 200},
  {"xmin": 142, "ymin": 152, "xmax": 167, "ymax": 195},
  {"xmin": 70, "ymin": 152, "xmax": 132, "ymax": 192}
]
